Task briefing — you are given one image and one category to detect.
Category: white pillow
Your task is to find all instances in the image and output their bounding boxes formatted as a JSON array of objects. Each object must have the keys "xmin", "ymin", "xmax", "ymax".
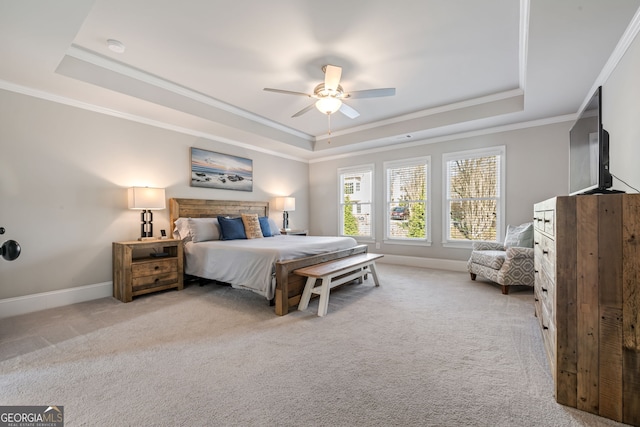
[
  {"xmin": 268, "ymin": 218, "xmax": 281, "ymax": 235},
  {"xmin": 173, "ymin": 218, "xmax": 191, "ymax": 241},
  {"xmin": 187, "ymin": 218, "xmax": 221, "ymax": 242}
]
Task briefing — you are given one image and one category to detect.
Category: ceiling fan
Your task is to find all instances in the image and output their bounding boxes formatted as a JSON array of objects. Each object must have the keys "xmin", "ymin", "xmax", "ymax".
[{"xmin": 264, "ymin": 65, "xmax": 395, "ymax": 119}]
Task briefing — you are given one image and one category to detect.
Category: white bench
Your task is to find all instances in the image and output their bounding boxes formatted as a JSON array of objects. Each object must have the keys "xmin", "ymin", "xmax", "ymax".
[{"xmin": 295, "ymin": 253, "xmax": 383, "ymax": 316}]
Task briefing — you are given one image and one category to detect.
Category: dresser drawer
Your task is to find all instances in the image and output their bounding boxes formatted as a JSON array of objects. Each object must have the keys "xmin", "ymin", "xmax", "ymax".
[
  {"xmin": 535, "ymin": 234, "xmax": 555, "ymax": 278},
  {"xmin": 537, "ymin": 267, "xmax": 555, "ymax": 313},
  {"xmin": 534, "ymin": 211, "xmax": 545, "ymax": 232},
  {"xmin": 131, "ymin": 258, "xmax": 177, "ymax": 277},
  {"xmin": 543, "ymin": 210, "xmax": 555, "ymax": 235}
]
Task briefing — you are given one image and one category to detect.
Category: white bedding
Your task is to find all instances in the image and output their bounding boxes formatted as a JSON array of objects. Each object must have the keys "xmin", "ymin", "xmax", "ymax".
[{"xmin": 184, "ymin": 235, "xmax": 358, "ymax": 300}]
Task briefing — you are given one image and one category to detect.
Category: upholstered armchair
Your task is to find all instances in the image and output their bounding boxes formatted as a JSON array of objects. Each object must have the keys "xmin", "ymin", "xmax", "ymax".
[{"xmin": 467, "ymin": 223, "xmax": 535, "ymax": 294}]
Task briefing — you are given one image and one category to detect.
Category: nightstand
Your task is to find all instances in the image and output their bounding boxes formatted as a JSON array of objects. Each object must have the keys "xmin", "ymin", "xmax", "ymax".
[
  {"xmin": 280, "ymin": 229, "xmax": 308, "ymax": 236},
  {"xmin": 112, "ymin": 239, "xmax": 183, "ymax": 302}
]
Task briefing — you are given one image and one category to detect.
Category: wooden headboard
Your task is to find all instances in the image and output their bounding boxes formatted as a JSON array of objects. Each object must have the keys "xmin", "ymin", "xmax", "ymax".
[{"xmin": 169, "ymin": 198, "xmax": 269, "ymax": 231}]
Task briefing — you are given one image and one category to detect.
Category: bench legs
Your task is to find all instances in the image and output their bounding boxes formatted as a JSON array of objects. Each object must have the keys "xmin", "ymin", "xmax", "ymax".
[
  {"xmin": 298, "ymin": 276, "xmax": 316, "ymax": 311},
  {"xmin": 369, "ymin": 262, "xmax": 380, "ymax": 287},
  {"xmin": 298, "ymin": 262, "xmax": 380, "ymax": 317},
  {"xmin": 317, "ymin": 277, "xmax": 331, "ymax": 317}
]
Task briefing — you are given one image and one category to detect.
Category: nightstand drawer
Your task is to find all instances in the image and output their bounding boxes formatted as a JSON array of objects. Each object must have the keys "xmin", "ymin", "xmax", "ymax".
[
  {"xmin": 132, "ymin": 271, "xmax": 179, "ymax": 291},
  {"xmin": 132, "ymin": 259, "xmax": 177, "ymax": 277}
]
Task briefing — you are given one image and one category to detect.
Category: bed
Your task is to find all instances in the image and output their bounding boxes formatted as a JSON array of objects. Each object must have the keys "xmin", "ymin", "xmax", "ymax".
[{"xmin": 169, "ymin": 198, "xmax": 368, "ymax": 315}]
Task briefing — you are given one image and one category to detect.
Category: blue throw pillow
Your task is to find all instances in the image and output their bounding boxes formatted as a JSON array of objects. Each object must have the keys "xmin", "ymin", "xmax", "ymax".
[
  {"xmin": 259, "ymin": 216, "xmax": 272, "ymax": 237},
  {"xmin": 217, "ymin": 216, "xmax": 247, "ymax": 240}
]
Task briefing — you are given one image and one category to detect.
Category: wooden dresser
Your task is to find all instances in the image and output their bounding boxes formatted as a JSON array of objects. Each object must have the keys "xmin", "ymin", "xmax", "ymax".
[{"xmin": 533, "ymin": 194, "xmax": 640, "ymax": 426}]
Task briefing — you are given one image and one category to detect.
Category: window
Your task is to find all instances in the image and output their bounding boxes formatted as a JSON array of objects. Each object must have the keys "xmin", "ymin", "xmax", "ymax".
[
  {"xmin": 384, "ymin": 157, "xmax": 430, "ymax": 243},
  {"xmin": 443, "ymin": 146, "xmax": 505, "ymax": 246},
  {"xmin": 344, "ymin": 182, "xmax": 354, "ymax": 195},
  {"xmin": 338, "ymin": 165, "xmax": 373, "ymax": 238}
]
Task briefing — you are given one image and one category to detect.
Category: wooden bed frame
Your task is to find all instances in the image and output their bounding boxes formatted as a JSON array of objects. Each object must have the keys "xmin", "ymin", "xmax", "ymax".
[{"xmin": 169, "ymin": 198, "xmax": 368, "ymax": 315}]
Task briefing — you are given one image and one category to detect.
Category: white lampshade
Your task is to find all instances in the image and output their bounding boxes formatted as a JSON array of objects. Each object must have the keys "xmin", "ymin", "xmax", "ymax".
[
  {"xmin": 315, "ymin": 97, "xmax": 342, "ymax": 115},
  {"xmin": 128, "ymin": 187, "xmax": 166, "ymax": 210},
  {"xmin": 276, "ymin": 196, "xmax": 295, "ymax": 212}
]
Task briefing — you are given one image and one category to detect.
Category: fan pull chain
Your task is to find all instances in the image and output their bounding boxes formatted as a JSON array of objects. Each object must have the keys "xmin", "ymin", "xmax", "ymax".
[{"xmin": 327, "ymin": 113, "xmax": 332, "ymax": 144}]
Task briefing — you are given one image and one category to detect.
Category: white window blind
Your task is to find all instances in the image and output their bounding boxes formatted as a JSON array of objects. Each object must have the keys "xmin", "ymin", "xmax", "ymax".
[
  {"xmin": 338, "ymin": 165, "xmax": 373, "ymax": 238},
  {"xmin": 443, "ymin": 147, "xmax": 505, "ymax": 244},
  {"xmin": 384, "ymin": 157, "xmax": 430, "ymax": 242}
]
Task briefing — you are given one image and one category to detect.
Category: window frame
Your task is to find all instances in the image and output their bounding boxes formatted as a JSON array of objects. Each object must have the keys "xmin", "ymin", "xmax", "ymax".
[
  {"xmin": 337, "ymin": 164, "xmax": 374, "ymax": 241},
  {"xmin": 383, "ymin": 156, "xmax": 431, "ymax": 246},
  {"xmin": 442, "ymin": 146, "xmax": 505, "ymax": 248}
]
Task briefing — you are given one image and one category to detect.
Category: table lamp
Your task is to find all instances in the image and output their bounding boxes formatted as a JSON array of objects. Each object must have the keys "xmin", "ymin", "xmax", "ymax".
[
  {"xmin": 128, "ymin": 187, "xmax": 166, "ymax": 240},
  {"xmin": 276, "ymin": 196, "xmax": 295, "ymax": 230}
]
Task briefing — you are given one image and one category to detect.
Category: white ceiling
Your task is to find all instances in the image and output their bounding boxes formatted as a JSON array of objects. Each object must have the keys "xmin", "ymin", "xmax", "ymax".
[{"xmin": 1, "ymin": 0, "xmax": 639, "ymax": 161}]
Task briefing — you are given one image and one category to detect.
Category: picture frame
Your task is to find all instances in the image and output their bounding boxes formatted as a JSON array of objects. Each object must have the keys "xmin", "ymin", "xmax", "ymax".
[{"xmin": 190, "ymin": 147, "xmax": 253, "ymax": 192}]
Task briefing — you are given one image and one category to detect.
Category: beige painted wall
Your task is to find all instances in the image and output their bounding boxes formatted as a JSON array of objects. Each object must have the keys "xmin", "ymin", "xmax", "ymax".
[
  {"xmin": 0, "ymin": 90, "xmax": 309, "ymax": 300},
  {"xmin": 604, "ymin": 29, "xmax": 640, "ymax": 192},
  {"xmin": 309, "ymin": 122, "xmax": 572, "ymax": 262}
]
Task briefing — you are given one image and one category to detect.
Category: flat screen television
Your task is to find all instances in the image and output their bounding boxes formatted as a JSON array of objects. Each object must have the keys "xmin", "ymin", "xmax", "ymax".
[{"xmin": 569, "ymin": 86, "xmax": 621, "ymax": 195}]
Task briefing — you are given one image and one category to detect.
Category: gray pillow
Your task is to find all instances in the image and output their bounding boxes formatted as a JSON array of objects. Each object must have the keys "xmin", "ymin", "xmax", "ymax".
[
  {"xmin": 268, "ymin": 218, "xmax": 281, "ymax": 235},
  {"xmin": 504, "ymin": 222, "xmax": 533, "ymax": 248}
]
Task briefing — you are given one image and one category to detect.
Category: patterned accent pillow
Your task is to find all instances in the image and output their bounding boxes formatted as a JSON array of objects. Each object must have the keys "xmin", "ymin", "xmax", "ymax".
[
  {"xmin": 504, "ymin": 222, "xmax": 534, "ymax": 248},
  {"xmin": 242, "ymin": 214, "xmax": 264, "ymax": 239}
]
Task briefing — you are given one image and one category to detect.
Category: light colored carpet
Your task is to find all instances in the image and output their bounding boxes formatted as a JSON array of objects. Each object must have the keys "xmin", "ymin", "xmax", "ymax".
[{"xmin": 0, "ymin": 264, "xmax": 628, "ymax": 426}]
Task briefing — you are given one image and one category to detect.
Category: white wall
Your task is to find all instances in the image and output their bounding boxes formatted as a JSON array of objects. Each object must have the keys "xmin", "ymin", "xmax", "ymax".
[
  {"xmin": 309, "ymin": 122, "xmax": 571, "ymax": 262},
  {"xmin": 604, "ymin": 28, "xmax": 640, "ymax": 192},
  {"xmin": 0, "ymin": 89, "xmax": 309, "ymax": 300}
]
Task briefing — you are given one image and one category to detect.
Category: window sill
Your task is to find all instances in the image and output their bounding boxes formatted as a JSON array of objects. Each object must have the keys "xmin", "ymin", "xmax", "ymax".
[{"xmin": 383, "ymin": 239, "xmax": 431, "ymax": 247}]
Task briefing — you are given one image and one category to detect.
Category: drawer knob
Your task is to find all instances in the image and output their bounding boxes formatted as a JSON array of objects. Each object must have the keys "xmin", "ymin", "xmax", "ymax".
[
  {"xmin": 155, "ymin": 278, "xmax": 160, "ymax": 283},
  {"xmin": 542, "ymin": 325, "xmax": 549, "ymax": 330},
  {"xmin": 542, "ymin": 250, "xmax": 549, "ymax": 255},
  {"xmin": 542, "ymin": 287, "xmax": 548, "ymax": 293},
  {"xmin": 154, "ymin": 265, "xmax": 160, "ymax": 270},
  {"xmin": 544, "ymin": 219, "xmax": 550, "ymax": 223},
  {"xmin": 534, "ymin": 241, "xmax": 539, "ymax": 245}
]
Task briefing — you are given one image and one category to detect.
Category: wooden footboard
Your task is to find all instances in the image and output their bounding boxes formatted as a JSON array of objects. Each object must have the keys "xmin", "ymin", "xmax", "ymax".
[{"xmin": 274, "ymin": 244, "xmax": 368, "ymax": 315}]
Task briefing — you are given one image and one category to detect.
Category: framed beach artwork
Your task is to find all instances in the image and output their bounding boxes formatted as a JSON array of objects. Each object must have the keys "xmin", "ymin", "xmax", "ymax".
[{"xmin": 190, "ymin": 147, "xmax": 253, "ymax": 192}]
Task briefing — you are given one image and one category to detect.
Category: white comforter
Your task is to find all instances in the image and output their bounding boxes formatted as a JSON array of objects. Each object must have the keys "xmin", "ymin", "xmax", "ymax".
[{"xmin": 184, "ymin": 235, "xmax": 358, "ymax": 300}]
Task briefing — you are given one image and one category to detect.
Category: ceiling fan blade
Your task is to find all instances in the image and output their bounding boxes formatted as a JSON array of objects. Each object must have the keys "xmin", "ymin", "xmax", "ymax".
[
  {"xmin": 292, "ymin": 103, "xmax": 316, "ymax": 118},
  {"xmin": 264, "ymin": 88, "xmax": 312, "ymax": 97},
  {"xmin": 324, "ymin": 65, "xmax": 342, "ymax": 92},
  {"xmin": 346, "ymin": 88, "xmax": 396, "ymax": 99},
  {"xmin": 339, "ymin": 103, "xmax": 360, "ymax": 119}
]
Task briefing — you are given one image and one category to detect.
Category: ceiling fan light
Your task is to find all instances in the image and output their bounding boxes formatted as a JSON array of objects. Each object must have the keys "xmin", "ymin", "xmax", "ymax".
[{"xmin": 315, "ymin": 97, "xmax": 342, "ymax": 115}]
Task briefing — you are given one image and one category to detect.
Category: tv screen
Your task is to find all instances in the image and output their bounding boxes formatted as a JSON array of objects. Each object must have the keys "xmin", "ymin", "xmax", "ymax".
[{"xmin": 569, "ymin": 86, "xmax": 613, "ymax": 195}]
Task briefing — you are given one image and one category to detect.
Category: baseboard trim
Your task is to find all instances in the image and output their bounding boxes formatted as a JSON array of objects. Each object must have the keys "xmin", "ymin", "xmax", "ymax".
[
  {"xmin": 0, "ymin": 282, "xmax": 113, "ymax": 319},
  {"xmin": 377, "ymin": 255, "xmax": 467, "ymax": 272}
]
